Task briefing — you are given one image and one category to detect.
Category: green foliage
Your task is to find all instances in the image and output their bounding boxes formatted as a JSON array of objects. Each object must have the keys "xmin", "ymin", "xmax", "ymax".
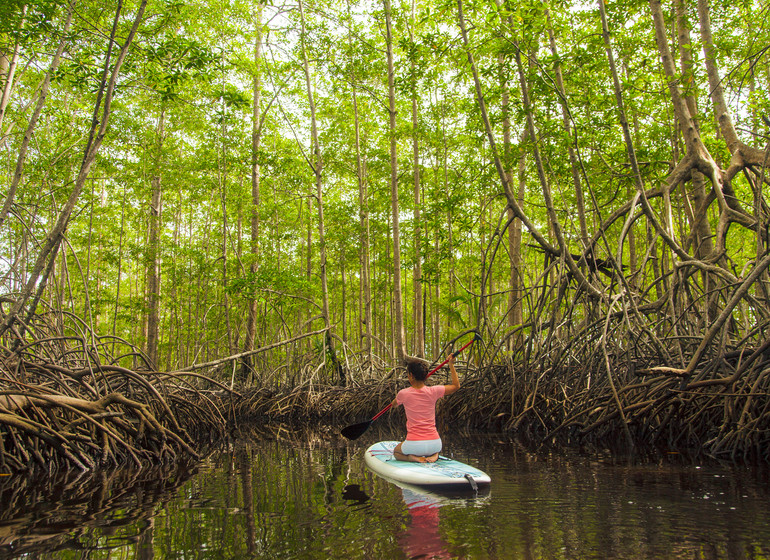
[
  {"xmin": 1, "ymin": 0, "xmax": 767, "ymax": 377},
  {"xmin": 137, "ymin": 35, "xmax": 218, "ymax": 101},
  {"xmin": 228, "ymin": 261, "xmax": 317, "ymax": 307},
  {"xmin": 0, "ymin": 0, "xmax": 58, "ymax": 38}
]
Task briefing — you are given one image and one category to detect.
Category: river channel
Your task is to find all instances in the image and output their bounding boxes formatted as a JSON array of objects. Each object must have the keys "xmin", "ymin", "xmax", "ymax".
[{"xmin": 2, "ymin": 425, "xmax": 770, "ymax": 559}]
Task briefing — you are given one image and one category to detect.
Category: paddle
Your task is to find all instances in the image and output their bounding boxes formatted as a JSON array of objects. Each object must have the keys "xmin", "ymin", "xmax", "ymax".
[{"xmin": 340, "ymin": 333, "xmax": 482, "ymax": 440}]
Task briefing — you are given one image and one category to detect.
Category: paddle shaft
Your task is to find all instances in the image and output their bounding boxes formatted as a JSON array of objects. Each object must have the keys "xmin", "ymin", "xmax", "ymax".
[{"xmin": 369, "ymin": 336, "xmax": 478, "ymax": 423}]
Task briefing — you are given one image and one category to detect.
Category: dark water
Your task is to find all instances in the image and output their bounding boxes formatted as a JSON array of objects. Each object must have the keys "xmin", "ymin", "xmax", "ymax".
[{"xmin": 3, "ymin": 427, "xmax": 770, "ymax": 559}]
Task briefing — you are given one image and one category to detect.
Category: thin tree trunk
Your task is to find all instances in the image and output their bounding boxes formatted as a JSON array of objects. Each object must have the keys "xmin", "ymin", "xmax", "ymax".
[
  {"xmin": 146, "ymin": 107, "xmax": 165, "ymax": 369},
  {"xmin": 217, "ymin": 53, "xmax": 234, "ymax": 357},
  {"xmin": 298, "ymin": 1, "xmax": 329, "ymax": 329},
  {"xmin": 431, "ymin": 139, "xmax": 443, "ymax": 359},
  {"xmin": 512, "ymin": 39, "xmax": 591, "ymax": 298},
  {"xmin": 0, "ymin": 5, "xmax": 25, "ymax": 141},
  {"xmin": 384, "ymin": 0, "xmax": 406, "ymax": 363},
  {"xmin": 298, "ymin": 0, "xmax": 342, "ymax": 383},
  {"xmin": 458, "ymin": 0, "xmax": 600, "ymax": 297},
  {"xmin": 432, "ymin": 231, "xmax": 440, "ymax": 358},
  {"xmin": 675, "ymin": 0, "xmax": 716, "ymax": 320},
  {"xmin": 410, "ymin": 0, "xmax": 424, "ymax": 358},
  {"xmin": 338, "ymin": 258, "xmax": 345, "ymax": 343},
  {"xmin": 305, "ymin": 198, "xmax": 311, "ymax": 281},
  {"xmin": 350, "ymin": 49, "xmax": 372, "ymax": 373},
  {"xmin": 145, "ymin": 185, "xmax": 162, "ymax": 364},
  {"xmin": 646, "ymin": 0, "xmax": 713, "ymax": 261},
  {"xmin": 597, "ymin": 0, "xmax": 652, "ymax": 447},
  {"xmin": 167, "ymin": 191, "xmax": 181, "ymax": 369},
  {"xmin": 512, "ymin": 129, "xmax": 527, "ymax": 336},
  {"xmin": 243, "ymin": 3, "xmax": 263, "ymax": 380},
  {"xmin": 84, "ymin": 181, "xmax": 96, "ymax": 330},
  {"xmin": 219, "ymin": 141, "xmax": 233, "ymax": 356},
  {"xmin": 112, "ymin": 186, "xmax": 126, "ymax": 338},
  {"xmin": 500, "ymin": 55, "xmax": 523, "ymax": 350},
  {"xmin": 545, "ymin": 5, "xmax": 588, "ymax": 247}
]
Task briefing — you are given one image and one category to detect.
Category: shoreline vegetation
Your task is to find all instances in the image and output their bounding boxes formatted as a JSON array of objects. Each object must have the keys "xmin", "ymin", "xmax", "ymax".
[{"xmin": 2, "ymin": 309, "xmax": 770, "ymax": 475}]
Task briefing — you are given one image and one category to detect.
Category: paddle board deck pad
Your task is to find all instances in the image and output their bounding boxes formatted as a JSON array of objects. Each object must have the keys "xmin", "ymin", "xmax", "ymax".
[{"xmin": 364, "ymin": 441, "xmax": 491, "ymax": 489}]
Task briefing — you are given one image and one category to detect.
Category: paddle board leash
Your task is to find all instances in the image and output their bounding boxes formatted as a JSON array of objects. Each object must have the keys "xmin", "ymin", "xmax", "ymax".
[{"xmin": 464, "ymin": 473, "xmax": 479, "ymax": 493}]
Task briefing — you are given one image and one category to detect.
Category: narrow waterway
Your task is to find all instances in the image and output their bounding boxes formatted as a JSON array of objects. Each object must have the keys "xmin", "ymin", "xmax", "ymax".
[{"xmin": 3, "ymin": 426, "xmax": 770, "ymax": 559}]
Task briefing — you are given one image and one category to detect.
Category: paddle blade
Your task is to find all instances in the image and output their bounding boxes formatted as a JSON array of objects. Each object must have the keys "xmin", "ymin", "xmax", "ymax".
[{"xmin": 341, "ymin": 420, "xmax": 372, "ymax": 440}]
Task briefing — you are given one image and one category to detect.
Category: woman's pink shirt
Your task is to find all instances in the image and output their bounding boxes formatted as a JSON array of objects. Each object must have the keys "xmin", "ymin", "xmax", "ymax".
[{"xmin": 396, "ymin": 385, "xmax": 446, "ymax": 440}]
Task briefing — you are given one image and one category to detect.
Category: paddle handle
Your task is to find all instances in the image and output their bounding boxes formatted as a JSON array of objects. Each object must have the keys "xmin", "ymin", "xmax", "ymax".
[
  {"xmin": 369, "ymin": 334, "xmax": 480, "ymax": 422},
  {"xmin": 370, "ymin": 403, "xmax": 393, "ymax": 422}
]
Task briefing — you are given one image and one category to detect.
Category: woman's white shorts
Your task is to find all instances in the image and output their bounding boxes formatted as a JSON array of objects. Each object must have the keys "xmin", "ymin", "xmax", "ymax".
[{"xmin": 400, "ymin": 438, "xmax": 442, "ymax": 456}]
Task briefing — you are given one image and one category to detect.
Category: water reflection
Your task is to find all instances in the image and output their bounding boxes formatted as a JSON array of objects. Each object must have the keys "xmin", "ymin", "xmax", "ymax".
[
  {"xmin": 344, "ymin": 480, "xmax": 456, "ymax": 560},
  {"xmin": 341, "ymin": 484, "xmax": 371, "ymax": 509},
  {"xmin": 0, "ymin": 462, "xmax": 195, "ymax": 558},
  {"xmin": 2, "ymin": 430, "xmax": 770, "ymax": 559},
  {"xmin": 397, "ymin": 486, "xmax": 451, "ymax": 560}
]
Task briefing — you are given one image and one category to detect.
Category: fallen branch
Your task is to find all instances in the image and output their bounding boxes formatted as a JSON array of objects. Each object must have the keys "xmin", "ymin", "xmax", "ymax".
[{"xmin": 171, "ymin": 327, "xmax": 330, "ymax": 373}]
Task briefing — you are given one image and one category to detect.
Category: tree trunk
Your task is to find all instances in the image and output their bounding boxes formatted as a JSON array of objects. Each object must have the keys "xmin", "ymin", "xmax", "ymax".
[
  {"xmin": 500, "ymin": 55, "xmax": 523, "ymax": 351},
  {"xmin": 646, "ymin": 0, "xmax": 714, "ymax": 261},
  {"xmin": 384, "ymin": 0, "xmax": 407, "ymax": 363},
  {"xmin": 349, "ymin": 31, "xmax": 372, "ymax": 374},
  {"xmin": 299, "ymin": 0, "xmax": 343, "ymax": 383},
  {"xmin": 675, "ymin": 0, "xmax": 716, "ymax": 321},
  {"xmin": 511, "ymin": 129, "xmax": 527, "ymax": 343},
  {"xmin": 299, "ymin": 1, "xmax": 329, "ymax": 330},
  {"xmin": 545, "ymin": 5, "xmax": 588, "ymax": 247},
  {"xmin": 410, "ymin": 0, "xmax": 424, "ymax": 358},
  {"xmin": 0, "ymin": 5, "xmax": 24, "ymax": 142},
  {"xmin": 219, "ymin": 130, "xmax": 233, "ymax": 357},
  {"xmin": 145, "ymin": 109, "xmax": 164, "ymax": 369},
  {"xmin": 432, "ymin": 230, "xmax": 441, "ymax": 358},
  {"xmin": 167, "ymin": 191, "xmax": 182, "ymax": 368},
  {"xmin": 243, "ymin": 4, "xmax": 263, "ymax": 381},
  {"xmin": 112, "ymin": 186, "xmax": 127, "ymax": 338},
  {"xmin": 458, "ymin": 0, "xmax": 599, "ymax": 297},
  {"xmin": 512, "ymin": 42, "xmax": 591, "ymax": 297}
]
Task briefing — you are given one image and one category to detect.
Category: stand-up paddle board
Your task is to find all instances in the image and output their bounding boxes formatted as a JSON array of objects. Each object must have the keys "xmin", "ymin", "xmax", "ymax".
[{"xmin": 364, "ymin": 441, "xmax": 491, "ymax": 490}]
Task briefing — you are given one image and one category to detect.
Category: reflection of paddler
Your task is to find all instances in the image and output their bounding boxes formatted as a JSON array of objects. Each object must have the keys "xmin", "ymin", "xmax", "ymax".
[
  {"xmin": 401, "ymin": 486, "xmax": 442, "ymax": 509},
  {"xmin": 398, "ymin": 487, "xmax": 452, "ymax": 559}
]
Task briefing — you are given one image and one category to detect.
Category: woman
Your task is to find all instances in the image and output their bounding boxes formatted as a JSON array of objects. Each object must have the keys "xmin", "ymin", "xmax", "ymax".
[{"xmin": 390, "ymin": 353, "xmax": 460, "ymax": 463}]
